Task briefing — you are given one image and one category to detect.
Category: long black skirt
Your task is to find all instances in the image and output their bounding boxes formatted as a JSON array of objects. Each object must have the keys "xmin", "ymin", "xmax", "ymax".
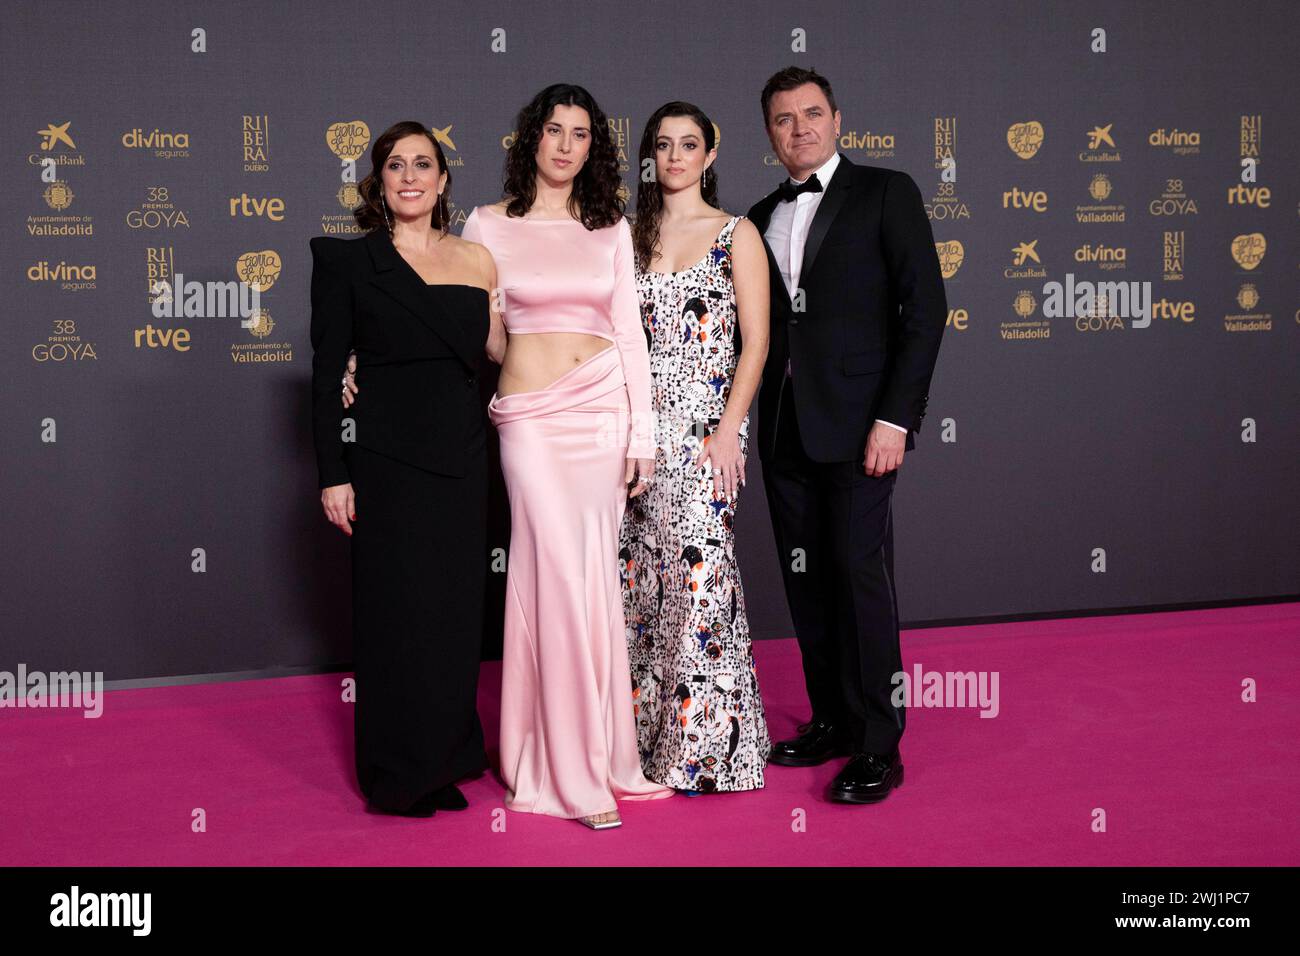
[{"xmin": 348, "ymin": 443, "xmax": 489, "ymax": 812}]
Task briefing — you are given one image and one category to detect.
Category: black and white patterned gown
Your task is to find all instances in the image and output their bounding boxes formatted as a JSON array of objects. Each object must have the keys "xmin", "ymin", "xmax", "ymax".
[{"xmin": 619, "ymin": 214, "xmax": 771, "ymax": 792}]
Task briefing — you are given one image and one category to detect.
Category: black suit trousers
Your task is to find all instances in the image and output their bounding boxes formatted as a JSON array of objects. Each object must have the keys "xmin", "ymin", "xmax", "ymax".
[{"xmin": 761, "ymin": 373, "xmax": 906, "ymax": 755}]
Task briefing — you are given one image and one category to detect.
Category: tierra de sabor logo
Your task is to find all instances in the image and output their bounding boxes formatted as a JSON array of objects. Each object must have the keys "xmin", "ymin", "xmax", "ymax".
[
  {"xmin": 323, "ymin": 120, "xmax": 371, "ymax": 236},
  {"xmin": 1230, "ymin": 233, "xmax": 1266, "ymax": 271},
  {"xmin": 231, "ymin": 251, "xmax": 293, "ymax": 363},
  {"xmin": 1006, "ymin": 120, "xmax": 1044, "ymax": 160},
  {"xmin": 935, "ymin": 240, "xmax": 964, "ymax": 279}
]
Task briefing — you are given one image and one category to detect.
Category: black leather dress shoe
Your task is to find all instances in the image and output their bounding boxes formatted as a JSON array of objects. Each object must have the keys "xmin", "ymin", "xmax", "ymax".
[
  {"xmin": 768, "ymin": 719, "xmax": 854, "ymax": 767},
  {"xmin": 430, "ymin": 783, "xmax": 469, "ymax": 811},
  {"xmin": 827, "ymin": 751, "xmax": 904, "ymax": 804}
]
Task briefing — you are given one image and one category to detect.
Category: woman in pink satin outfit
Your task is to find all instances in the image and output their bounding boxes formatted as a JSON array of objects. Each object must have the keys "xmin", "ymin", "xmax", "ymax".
[
  {"xmin": 458, "ymin": 84, "xmax": 676, "ymax": 827},
  {"xmin": 464, "ymin": 85, "xmax": 676, "ymax": 828},
  {"xmin": 343, "ymin": 86, "xmax": 676, "ymax": 828}
]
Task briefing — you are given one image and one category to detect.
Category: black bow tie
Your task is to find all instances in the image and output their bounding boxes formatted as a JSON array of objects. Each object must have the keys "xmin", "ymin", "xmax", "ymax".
[{"xmin": 777, "ymin": 174, "xmax": 823, "ymax": 203}]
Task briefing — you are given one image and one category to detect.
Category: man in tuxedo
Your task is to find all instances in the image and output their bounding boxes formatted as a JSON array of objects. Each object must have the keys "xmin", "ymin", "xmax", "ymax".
[{"xmin": 746, "ymin": 67, "xmax": 947, "ymax": 803}]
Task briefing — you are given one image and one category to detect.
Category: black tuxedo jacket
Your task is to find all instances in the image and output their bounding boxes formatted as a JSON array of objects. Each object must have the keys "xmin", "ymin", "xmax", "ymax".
[
  {"xmin": 746, "ymin": 153, "xmax": 947, "ymax": 461},
  {"xmin": 309, "ymin": 230, "xmax": 488, "ymax": 488}
]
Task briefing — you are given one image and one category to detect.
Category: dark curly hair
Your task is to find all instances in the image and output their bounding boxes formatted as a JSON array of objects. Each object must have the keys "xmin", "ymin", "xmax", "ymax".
[
  {"xmin": 501, "ymin": 84, "xmax": 624, "ymax": 229},
  {"xmin": 353, "ymin": 121, "xmax": 452, "ymax": 234},
  {"xmin": 632, "ymin": 102, "xmax": 720, "ymax": 273},
  {"xmin": 760, "ymin": 66, "xmax": 838, "ymax": 128}
]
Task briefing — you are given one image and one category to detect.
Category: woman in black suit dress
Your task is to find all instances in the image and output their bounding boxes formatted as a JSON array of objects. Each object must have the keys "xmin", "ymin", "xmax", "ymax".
[{"xmin": 310, "ymin": 121, "xmax": 505, "ymax": 816}]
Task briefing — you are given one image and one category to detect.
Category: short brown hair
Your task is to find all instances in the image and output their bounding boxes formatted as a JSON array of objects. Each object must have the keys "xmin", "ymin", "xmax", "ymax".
[{"xmin": 760, "ymin": 66, "xmax": 838, "ymax": 127}]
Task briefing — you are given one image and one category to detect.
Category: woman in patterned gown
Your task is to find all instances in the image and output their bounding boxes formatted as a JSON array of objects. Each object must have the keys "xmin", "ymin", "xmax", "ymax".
[{"xmin": 620, "ymin": 102, "xmax": 772, "ymax": 792}]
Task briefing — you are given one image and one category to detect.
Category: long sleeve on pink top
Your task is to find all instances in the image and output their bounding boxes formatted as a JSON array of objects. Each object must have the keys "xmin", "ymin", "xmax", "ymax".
[
  {"xmin": 610, "ymin": 218, "xmax": 655, "ymax": 459},
  {"xmin": 460, "ymin": 206, "xmax": 655, "ymax": 459}
]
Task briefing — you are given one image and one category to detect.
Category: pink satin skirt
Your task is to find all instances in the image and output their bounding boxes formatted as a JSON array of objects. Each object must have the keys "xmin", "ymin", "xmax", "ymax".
[{"xmin": 488, "ymin": 345, "xmax": 675, "ymax": 818}]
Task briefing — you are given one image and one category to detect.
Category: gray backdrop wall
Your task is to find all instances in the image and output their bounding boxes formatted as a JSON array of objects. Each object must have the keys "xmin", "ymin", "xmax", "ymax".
[{"xmin": 4, "ymin": 0, "xmax": 1297, "ymax": 684}]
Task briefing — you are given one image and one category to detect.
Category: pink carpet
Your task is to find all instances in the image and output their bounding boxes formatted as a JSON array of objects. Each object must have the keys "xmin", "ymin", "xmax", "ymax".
[{"xmin": 2, "ymin": 602, "xmax": 1296, "ymax": 866}]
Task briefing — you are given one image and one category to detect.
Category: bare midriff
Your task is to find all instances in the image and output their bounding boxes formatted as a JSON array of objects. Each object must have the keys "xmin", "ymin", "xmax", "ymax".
[{"xmin": 497, "ymin": 331, "xmax": 615, "ymax": 396}]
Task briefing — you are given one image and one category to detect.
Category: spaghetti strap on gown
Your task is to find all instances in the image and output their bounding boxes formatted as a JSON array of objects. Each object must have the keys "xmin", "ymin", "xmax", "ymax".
[{"xmin": 621, "ymin": 215, "xmax": 771, "ymax": 792}]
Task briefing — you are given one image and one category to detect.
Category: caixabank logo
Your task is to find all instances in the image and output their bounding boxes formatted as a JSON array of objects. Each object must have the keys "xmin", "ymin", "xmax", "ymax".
[
  {"xmin": 1004, "ymin": 240, "xmax": 1046, "ymax": 280},
  {"xmin": 29, "ymin": 121, "xmax": 93, "ymax": 237},
  {"xmin": 1079, "ymin": 124, "xmax": 1121, "ymax": 163}
]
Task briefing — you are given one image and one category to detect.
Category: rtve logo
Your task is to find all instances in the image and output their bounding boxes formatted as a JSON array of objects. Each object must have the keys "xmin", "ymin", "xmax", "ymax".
[
  {"xmin": 1226, "ymin": 184, "xmax": 1271, "ymax": 208},
  {"xmin": 133, "ymin": 325, "xmax": 191, "ymax": 351},
  {"xmin": 228, "ymin": 193, "xmax": 285, "ymax": 221},
  {"xmin": 1002, "ymin": 187, "xmax": 1048, "ymax": 212}
]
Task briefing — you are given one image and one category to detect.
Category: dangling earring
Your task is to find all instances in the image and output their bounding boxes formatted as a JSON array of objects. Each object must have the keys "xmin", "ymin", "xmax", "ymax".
[
  {"xmin": 380, "ymin": 189, "xmax": 392, "ymax": 233},
  {"xmin": 701, "ymin": 167, "xmax": 711, "ymax": 192}
]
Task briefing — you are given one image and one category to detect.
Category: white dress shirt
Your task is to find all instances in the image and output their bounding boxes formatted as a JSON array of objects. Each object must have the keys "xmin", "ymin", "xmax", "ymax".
[{"xmin": 765, "ymin": 151, "xmax": 907, "ymax": 435}]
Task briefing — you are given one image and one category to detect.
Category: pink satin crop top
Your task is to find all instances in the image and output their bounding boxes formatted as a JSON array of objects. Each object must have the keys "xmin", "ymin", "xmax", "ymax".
[{"xmin": 460, "ymin": 204, "xmax": 654, "ymax": 459}]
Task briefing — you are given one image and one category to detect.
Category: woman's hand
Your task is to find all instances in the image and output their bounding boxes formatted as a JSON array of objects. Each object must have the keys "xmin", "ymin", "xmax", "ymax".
[
  {"xmin": 624, "ymin": 456, "xmax": 656, "ymax": 498},
  {"xmin": 341, "ymin": 352, "xmax": 358, "ymax": 408},
  {"xmin": 321, "ymin": 483, "xmax": 356, "ymax": 535},
  {"xmin": 694, "ymin": 424, "xmax": 745, "ymax": 500}
]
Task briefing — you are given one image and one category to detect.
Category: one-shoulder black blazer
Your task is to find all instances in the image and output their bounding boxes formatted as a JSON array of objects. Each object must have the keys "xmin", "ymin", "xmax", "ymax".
[{"xmin": 309, "ymin": 230, "xmax": 490, "ymax": 488}]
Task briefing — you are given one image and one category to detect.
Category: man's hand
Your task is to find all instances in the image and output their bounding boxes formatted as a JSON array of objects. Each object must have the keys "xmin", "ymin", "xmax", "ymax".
[
  {"xmin": 863, "ymin": 421, "xmax": 906, "ymax": 477},
  {"xmin": 341, "ymin": 353, "xmax": 358, "ymax": 408}
]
